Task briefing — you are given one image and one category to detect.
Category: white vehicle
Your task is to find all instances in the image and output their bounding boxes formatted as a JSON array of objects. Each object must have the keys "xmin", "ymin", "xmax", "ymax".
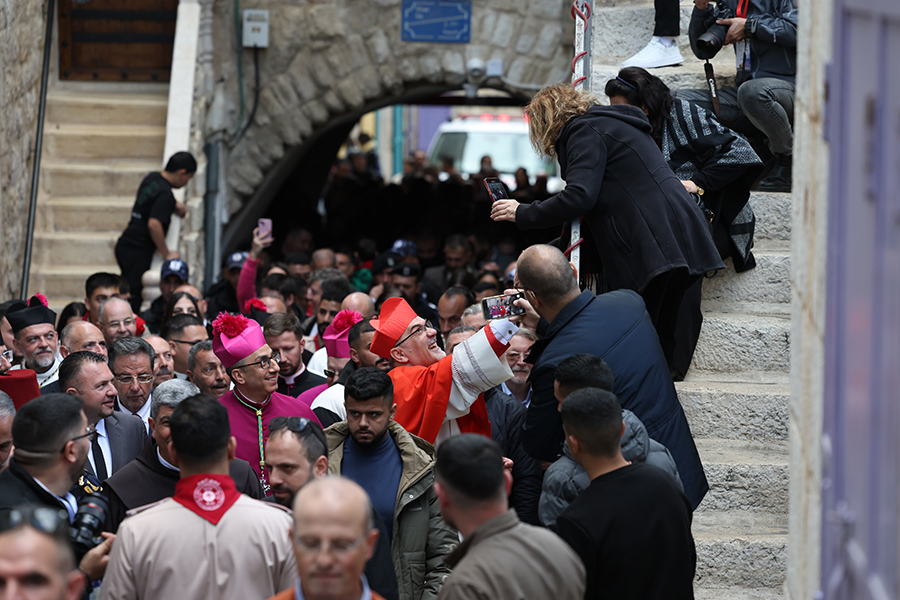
[{"xmin": 426, "ymin": 116, "xmax": 564, "ymax": 192}]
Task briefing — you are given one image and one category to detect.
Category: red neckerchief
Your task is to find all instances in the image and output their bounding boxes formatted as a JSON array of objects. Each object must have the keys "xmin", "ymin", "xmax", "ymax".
[{"xmin": 173, "ymin": 473, "xmax": 241, "ymax": 525}]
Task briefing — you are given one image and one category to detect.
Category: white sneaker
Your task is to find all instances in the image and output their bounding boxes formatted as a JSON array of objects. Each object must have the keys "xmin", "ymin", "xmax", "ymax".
[{"xmin": 621, "ymin": 36, "xmax": 684, "ymax": 69}]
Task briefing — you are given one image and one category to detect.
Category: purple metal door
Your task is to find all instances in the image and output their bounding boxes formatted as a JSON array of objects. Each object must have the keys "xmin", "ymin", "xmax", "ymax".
[{"xmin": 821, "ymin": 0, "xmax": 900, "ymax": 598}]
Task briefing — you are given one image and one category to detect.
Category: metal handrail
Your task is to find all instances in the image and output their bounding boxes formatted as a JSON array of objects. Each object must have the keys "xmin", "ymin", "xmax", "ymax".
[{"xmin": 20, "ymin": 0, "xmax": 56, "ymax": 299}]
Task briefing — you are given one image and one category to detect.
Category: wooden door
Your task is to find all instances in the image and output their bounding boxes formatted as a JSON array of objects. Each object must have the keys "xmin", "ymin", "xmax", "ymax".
[{"xmin": 58, "ymin": 0, "xmax": 178, "ymax": 82}]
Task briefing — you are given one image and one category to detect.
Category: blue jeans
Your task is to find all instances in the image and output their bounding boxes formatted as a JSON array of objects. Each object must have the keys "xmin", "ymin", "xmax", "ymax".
[{"xmin": 676, "ymin": 77, "xmax": 795, "ymax": 155}]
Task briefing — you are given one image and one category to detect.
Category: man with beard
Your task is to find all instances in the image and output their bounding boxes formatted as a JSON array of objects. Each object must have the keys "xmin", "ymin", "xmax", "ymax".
[
  {"xmin": 263, "ymin": 313, "xmax": 325, "ymax": 397},
  {"xmin": 145, "ymin": 335, "xmax": 175, "ymax": 388},
  {"xmin": 186, "ymin": 340, "xmax": 230, "ymax": 398},
  {"xmin": 103, "ymin": 379, "xmax": 261, "ymax": 532},
  {"xmin": 6, "ymin": 295, "xmax": 63, "ymax": 393},
  {"xmin": 59, "ymin": 351, "xmax": 146, "ymax": 481},
  {"xmin": 212, "ymin": 313, "xmax": 319, "ymax": 492},
  {"xmin": 325, "ymin": 368, "xmax": 456, "ymax": 600},
  {"xmin": 59, "ymin": 321, "xmax": 108, "ymax": 359}
]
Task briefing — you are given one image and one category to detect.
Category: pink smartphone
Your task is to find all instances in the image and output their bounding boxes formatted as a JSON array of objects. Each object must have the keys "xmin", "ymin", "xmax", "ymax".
[{"xmin": 257, "ymin": 218, "xmax": 273, "ymax": 237}]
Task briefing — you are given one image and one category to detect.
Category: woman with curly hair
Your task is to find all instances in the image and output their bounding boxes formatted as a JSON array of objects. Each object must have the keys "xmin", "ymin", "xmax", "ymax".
[{"xmin": 491, "ymin": 83, "xmax": 724, "ymax": 371}]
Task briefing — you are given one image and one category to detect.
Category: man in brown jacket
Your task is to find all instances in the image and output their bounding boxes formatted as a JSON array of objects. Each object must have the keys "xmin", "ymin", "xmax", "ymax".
[{"xmin": 434, "ymin": 434, "xmax": 586, "ymax": 600}]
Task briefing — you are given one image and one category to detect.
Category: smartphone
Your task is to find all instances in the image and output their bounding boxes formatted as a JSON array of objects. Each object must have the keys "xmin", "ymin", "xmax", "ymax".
[
  {"xmin": 257, "ymin": 218, "xmax": 273, "ymax": 238},
  {"xmin": 481, "ymin": 292, "xmax": 526, "ymax": 321},
  {"xmin": 483, "ymin": 177, "xmax": 508, "ymax": 202}
]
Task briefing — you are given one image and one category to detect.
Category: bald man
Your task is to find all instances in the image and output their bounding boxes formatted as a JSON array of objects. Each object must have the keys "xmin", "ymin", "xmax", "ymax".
[
  {"xmin": 59, "ymin": 321, "xmax": 108, "ymax": 359},
  {"xmin": 268, "ymin": 477, "xmax": 384, "ymax": 600},
  {"xmin": 260, "ymin": 296, "xmax": 287, "ymax": 314},
  {"xmin": 515, "ymin": 244, "xmax": 708, "ymax": 510},
  {"xmin": 342, "ymin": 292, "xmax": 375, "ymax": 318},
  {"xmin": 98, "ymin": 297, "xmax": 137, "ymax": 347}
]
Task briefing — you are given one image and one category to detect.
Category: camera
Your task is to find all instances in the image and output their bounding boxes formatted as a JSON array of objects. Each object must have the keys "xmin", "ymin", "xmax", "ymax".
[
  {"xmin": 694, "ymin": 3, "xmax": 735, "ymax": 59},
  {"xmin": 68, "ymin": 492, "xmax": 109, "ymax": 562}
]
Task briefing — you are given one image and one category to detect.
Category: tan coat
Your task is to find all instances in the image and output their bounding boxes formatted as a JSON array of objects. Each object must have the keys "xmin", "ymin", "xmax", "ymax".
[{"xmin": 99, "ymin": 495, "xmax": 296, "ymax": 600}]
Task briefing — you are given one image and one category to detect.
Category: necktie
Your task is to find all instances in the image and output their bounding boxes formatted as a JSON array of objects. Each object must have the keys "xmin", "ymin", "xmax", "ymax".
[{"xmin": 91, "ymin": 436, "xmax": 108, "ymax": 481}]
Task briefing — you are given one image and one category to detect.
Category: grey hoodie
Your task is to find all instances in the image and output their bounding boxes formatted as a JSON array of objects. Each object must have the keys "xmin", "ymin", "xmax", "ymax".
[{"xmin": 539, "ymin": 409, "xmax": 683, "ymax": 530}]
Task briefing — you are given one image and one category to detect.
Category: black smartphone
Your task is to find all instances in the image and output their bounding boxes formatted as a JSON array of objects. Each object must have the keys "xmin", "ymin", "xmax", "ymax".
[
  {"xmin": 481, "ymin": 292, "xmax": 526, "ymax": 321},
  {"xmin": 483, "ymin": 177, "xmax": 508, "ymax": 202}
]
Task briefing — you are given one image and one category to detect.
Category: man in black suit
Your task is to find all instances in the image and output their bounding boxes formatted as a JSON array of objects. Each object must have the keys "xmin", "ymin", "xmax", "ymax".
[
  {"xmin": 59, "ymin": 351, "xmax": 147, "ymax": 481},
  {"xmin": 0, "ymin": 394, "xmax": 114, "ymax": 581},
  {"xmin": 103, "ymin": 379, "xmax": 262, "ymax": 531},
  {"xmin": 515, "ymin": 244, "xmax": 708, "ymax": 509},
  {"xmin": 555, "ymin": 388, "xmax": 695, "ymax": 600}
]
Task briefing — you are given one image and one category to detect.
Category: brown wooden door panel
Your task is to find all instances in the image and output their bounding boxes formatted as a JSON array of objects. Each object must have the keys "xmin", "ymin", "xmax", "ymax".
[{"xmin": 59, "ymin": 0, "xmax": 178, "ymax": 82}]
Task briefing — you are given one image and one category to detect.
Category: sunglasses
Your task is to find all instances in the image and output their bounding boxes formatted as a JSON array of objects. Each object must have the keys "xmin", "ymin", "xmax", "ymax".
[
  {"xmin": 268, "ymin": 416, "xmax": 326, "ymax": 450},
  {"xmin": 0, "ymin": 506, "xmax": 69, "ymax": 534}
]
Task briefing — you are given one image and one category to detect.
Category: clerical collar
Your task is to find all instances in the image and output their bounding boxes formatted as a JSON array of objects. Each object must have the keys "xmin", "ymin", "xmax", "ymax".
[
  {"xmin": 157, "ymin": 448, "xmax": 179, "ymax": 472},
  {"xmin": 234, "ymin": 388, "xmax": 271, "ymax": 409},
  {"xmin": 282, "ymin": 363, "xmax": 306, "ymax": 385}
]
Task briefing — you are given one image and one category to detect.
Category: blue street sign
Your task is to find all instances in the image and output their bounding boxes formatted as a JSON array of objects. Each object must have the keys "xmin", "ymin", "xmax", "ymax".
[{"xmin": 401, "ymin": 0, "xmax": 471, "ymax": 44}]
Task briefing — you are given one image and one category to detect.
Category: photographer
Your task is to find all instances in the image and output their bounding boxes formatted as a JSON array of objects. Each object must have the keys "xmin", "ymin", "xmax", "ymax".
[{"xmin": 678, "ymin": 0, "xmax": 798, "ymax": 192}]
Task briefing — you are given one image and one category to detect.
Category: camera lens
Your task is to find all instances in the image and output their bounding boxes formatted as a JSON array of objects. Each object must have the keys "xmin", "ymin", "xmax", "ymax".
[{"xmin": 695, "ymin": 25, "xmax": 727, "ymax": 59}]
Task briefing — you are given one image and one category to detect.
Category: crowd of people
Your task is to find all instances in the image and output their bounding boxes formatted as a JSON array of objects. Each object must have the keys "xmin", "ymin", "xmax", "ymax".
[{"xmin": 0, "ymin": 6, "xmax": 798, "ymax": 595}]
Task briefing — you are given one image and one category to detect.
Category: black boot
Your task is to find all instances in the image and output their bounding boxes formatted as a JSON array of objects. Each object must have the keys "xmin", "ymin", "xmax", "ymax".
[{"xmin": 757, "ymin": 154, "xmax": 792, "ymax": 192}]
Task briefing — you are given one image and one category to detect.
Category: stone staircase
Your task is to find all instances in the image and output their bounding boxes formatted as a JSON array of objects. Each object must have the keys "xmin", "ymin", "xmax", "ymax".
[
  {"xmin": 28, "ymin": 86, "xmax": 168, "ymax": 311},
  {"xmin": 589, "ymin": 3, "xmax": 791, "ymax": 598}
]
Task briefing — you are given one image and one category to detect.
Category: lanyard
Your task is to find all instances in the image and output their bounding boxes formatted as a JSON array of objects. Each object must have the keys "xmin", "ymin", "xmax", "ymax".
[{"xmin": 234, "ymin": 389, "xmax": 272, "ymax": 494}]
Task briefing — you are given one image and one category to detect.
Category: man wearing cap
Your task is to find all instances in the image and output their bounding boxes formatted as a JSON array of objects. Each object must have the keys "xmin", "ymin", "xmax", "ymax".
[
  {"xmin": 306, "ymin": 310, "xmax": 365, "ymax": 428},
  {"xmin": 370, "ymin": 297, "xmax": 515, "ymax": 445},
  {"xmin": 205, "ymin": 251, "xmax": 247, "ymax": 322},
  {"xmin": 6, "ymin": 295, "xmax": 64, "ymax": 394},
  {"xmin": 212, "ymin": 312, "xmax": 320, "ymax": 493},
  {"xmin": 142, "ymin": 258, "xmax": 190, "ymax": 334}
]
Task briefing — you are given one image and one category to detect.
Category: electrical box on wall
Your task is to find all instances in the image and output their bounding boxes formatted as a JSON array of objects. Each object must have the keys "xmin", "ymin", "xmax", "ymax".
[{"xmin": 242, "ymin": 9, "xmax": 270, "ymax": 48}]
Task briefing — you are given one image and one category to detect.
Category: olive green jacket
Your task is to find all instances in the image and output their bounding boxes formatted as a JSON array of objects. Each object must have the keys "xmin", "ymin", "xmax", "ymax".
[{"xmin": 326, "ymin": 420, "xmax": 458, "ymax": 600}]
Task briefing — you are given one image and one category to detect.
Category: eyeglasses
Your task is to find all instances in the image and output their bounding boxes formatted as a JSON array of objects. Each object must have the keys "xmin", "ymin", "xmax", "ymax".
[
  {"xmin": 114, "ymin": 373, "xmax": 154, "ymax": 385},
  {"xmin": 0, "ymin": 506, "xmax": 69, "ymax": 535},
  {"xmin": 103, "ymin": 318, "xmax": 135, "ymax": 329},
  {"xmin": 1, "ymin": 349, "xmax": 12, "ymax": 362},
  {"xmin": 269, "ymin": 416, "xmax": 327, "ymax": 449},
  {"xmin": 394, "ymin": 320, "xmax": 433, "ymax": 348},
  {"xmin": 234, "ymin": 352, "xmax": 280, "ymax": 371},
  {"xmin": 65, "ymin": 424, "xmax": 99, "ymax": 450},
  {"xmin": 295, "ymin": 533, "xmax": 367, "ymax": 556},
  {"xmin": 170, "ymin": 339, "xmax": 206, "ymax": 346},
  {"xmin": 323, "ymin": 369, "xmax": 337, "ymax": 379}
]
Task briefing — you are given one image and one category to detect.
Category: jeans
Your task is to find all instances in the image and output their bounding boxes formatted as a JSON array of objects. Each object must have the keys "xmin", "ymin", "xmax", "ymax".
[
  {"xmin": 654, "ymin": 0, "xmax": 680, "ymax": 37},
  {"xmin": 676, "ymin": 77, "xmax": 795, "ymax": 155}
]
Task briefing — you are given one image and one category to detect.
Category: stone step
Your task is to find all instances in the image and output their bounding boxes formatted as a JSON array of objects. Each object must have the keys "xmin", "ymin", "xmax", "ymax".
[
  {"xmin": 592, "ymin": 2, "xmax": 698, "ymax": 60},
  {"xmin": 690, "ymin": 313, "xmax": 790, "ymax": 374},
  {"xmin": 695, "ymin": 438, "xmax": 787, "ymax": 514},
  {"xmin": 40, "ymin": 160, "xmax": 157, "ymax": 197},
  {"xmin": 43, "ymin": 124, "xmax": 165, "ymax": 161},
  {"xmin": 677, "ymin": 380, "xmax": 790, "ymax": 443},
  {"xmin": 45, "ymin": 89, "xmax": 168, "ymax": 127},
  {"xmin": 36, "ymin": 197, "xmax": 133, "ymax": 234},
  {"xmin": 694, "ymin": 586, "xmax": 785, "ymax": 600},
  {"xmin": 31, "ymin": 232, "xmax": 117, "ymax": 269},
  {"xmin": 701, "ymin": 252, "xmax": 791, "ymax": 312},
  {"xmin": 749, "ymin": 191, "xmax": 792, "ymax": 248},
  {"xmin": 692, "ymin": 509, "xmax": 787, "ymax": 589},
  {"xmin": 26, "ymin": 266, "xmax": 119, "ymax": 305}
]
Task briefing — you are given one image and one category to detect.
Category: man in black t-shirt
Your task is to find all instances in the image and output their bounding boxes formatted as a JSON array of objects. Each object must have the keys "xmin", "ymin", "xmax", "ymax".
[
  {"xmin": 555, "ymin": 388, "xmax": 696, "ymax": 600},
  {"xmin": 115, "ymin": 151, "xmax": 196, "ymax": 313}
]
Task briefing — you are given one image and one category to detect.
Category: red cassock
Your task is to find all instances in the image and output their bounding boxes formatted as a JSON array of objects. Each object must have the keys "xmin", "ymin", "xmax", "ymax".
[{"xmin": 389, "ymin": 323, "xmax": 513, "ymax": 445}]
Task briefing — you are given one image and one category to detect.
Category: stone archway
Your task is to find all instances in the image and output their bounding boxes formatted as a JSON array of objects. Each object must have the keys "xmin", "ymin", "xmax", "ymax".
[{"xmin": 209, "ymin": 0, "xmax": 575, "ymax": 246}]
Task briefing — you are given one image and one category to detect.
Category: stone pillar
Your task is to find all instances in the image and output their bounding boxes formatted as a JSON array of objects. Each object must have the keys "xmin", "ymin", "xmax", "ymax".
[
  {"xmin": 0, "ymin": 1, "xmax": 48, "ymax": 299},
  {"xmin": 787, "ymin": 0, "xmax": 833, "ymax": 598}
]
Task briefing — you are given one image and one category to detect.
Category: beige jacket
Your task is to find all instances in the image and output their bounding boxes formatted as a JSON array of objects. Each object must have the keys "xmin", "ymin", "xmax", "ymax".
[{"xmin": 99, "ymin": 495, "xmax": 296, "ymax": 600}]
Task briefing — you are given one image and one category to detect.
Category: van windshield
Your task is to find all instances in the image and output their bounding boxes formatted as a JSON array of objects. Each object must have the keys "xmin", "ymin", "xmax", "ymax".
[{"xmin": 430, "ymin": 131, "xmax": 556, "ymax": 177}]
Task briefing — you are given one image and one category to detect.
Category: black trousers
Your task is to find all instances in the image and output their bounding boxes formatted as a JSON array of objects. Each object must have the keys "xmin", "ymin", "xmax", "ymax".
[
  {"xmin": 115, "ymin": 239, "xmax": 153, "ymax": 314},
  {"xmin": 654, "ymin": 0, "xmax": 681, "ymax": 37},
  {"xmin": 640, "ymin": 267, "xmax": 695, "ymax": 371}
]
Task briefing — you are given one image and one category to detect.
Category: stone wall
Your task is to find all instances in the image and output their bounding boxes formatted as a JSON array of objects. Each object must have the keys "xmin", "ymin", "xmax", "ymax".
[
  {"xmin": 787, "ymin": 0, "xmax": 832, "ymax": 598},
  {"xmin": 210, "ymin": 0, "xmax": 573, "ymax": 215},
  {"xmin": 0, "ymin": 0, "xmax": 48, "ymax": 300}
]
